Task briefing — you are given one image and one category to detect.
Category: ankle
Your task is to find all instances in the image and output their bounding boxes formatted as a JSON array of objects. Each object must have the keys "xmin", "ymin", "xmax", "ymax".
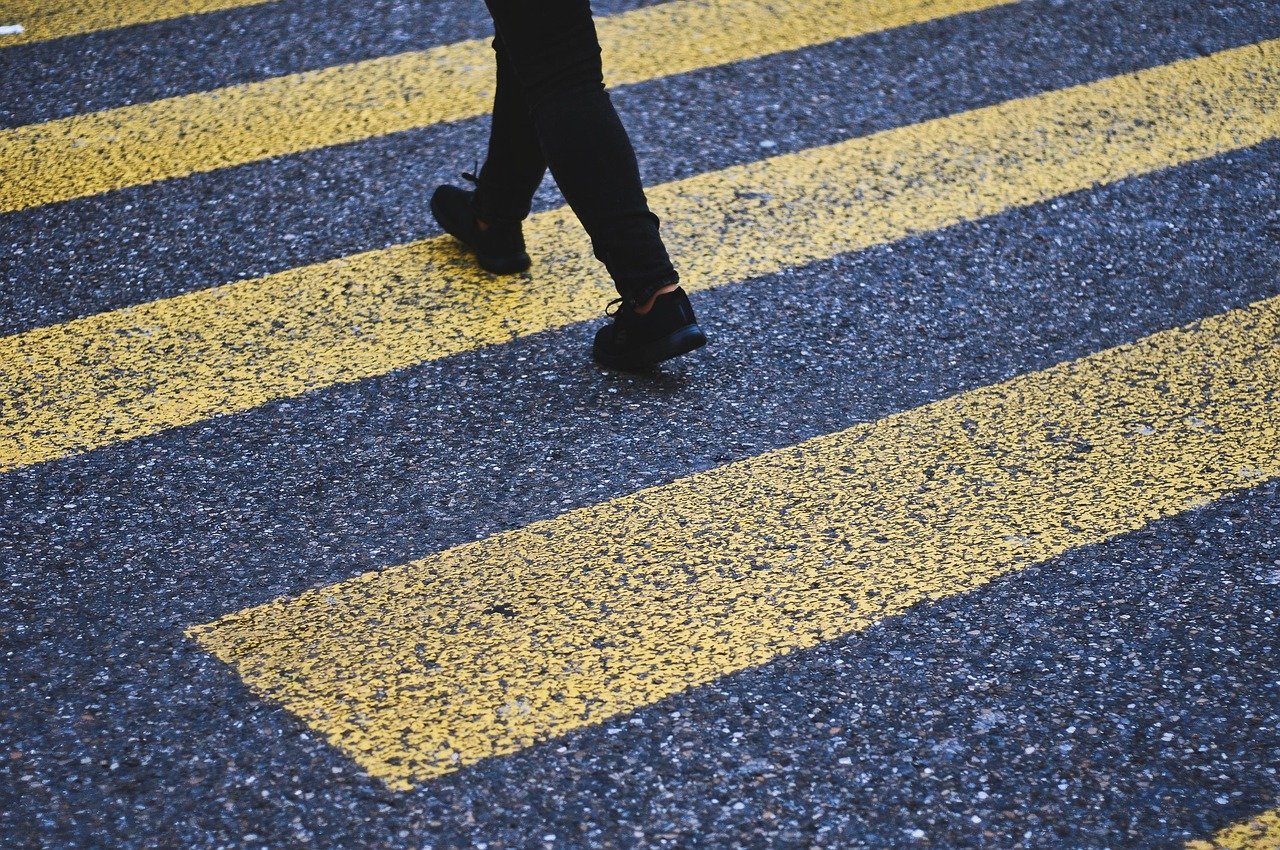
[{"xmin": 633, "ymin": 284, "xmax": 679, "ymax": 315}]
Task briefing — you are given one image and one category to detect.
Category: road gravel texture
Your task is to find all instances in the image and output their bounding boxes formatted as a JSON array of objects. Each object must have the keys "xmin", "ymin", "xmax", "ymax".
[{"xmin": 1, "ymin": 0, "xmax": 1277, "ymax": 846}]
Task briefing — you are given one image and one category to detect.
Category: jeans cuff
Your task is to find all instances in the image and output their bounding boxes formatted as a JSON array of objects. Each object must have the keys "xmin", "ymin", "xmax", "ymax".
[{"xmin": 621, "ymin": 272, "xmax": 681, "ymax": 309}]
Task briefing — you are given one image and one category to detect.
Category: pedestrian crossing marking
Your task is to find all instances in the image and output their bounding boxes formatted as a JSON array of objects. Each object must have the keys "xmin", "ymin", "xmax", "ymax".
[
  {"xmin": 2, "ymin": 40, "xmax": 1276, "ymax": 473},
  {"xmin": 1187, "ymin": 808, "xmax": 1280, "ymax": 849},
  {"xmin": 0, "ymin": 0, "xmax": 275, "ymax": 47},
  {"xmin": 0, "ymin": 0, "xmax": 1012, "ymax": 213},
  {"xmin": 189, "ymin": 294, "xmax": 1280, "ymax": 788}
]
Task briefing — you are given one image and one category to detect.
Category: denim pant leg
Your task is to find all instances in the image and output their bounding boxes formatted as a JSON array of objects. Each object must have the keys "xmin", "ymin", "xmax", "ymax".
[{"xmin": 480, "ymin": 0, "xmax": 679, "ymax": 305}]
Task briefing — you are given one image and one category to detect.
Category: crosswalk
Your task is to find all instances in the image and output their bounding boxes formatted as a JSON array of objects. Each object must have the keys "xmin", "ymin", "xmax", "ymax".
[
  {"xmin": 192, "ymin": 295, "xmax": 1280, "ymax": 788},
  {"xmin": 0, "ymin": 0, "xmax": 1007, "ymax": 213},
  {"xmin": 5, "ymin": 39, "xmax": 1277, "ymax": 472},
  {"xmin": 3, "ymin": 0, "xmax": 1278, "ymax": 845}
]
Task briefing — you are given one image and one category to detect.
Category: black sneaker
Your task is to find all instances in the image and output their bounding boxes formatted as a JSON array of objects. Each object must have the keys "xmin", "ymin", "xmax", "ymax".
[
  {"xmin": 592, "ymin": 287, "xmax": 707, "ymax": 370},
  {"xmin": 430, "ymin": 184, "xmax": 531, "ymax": 274}
]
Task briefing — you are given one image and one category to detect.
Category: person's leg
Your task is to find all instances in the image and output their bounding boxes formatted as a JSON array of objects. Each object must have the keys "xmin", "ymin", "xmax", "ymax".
[
  {"xmin": 471, "ymin": 38, "xmax": 547, "ymax": 228},
  {"xmin": 483, "ymin": 0, "xmax": 679, "ymax": 310},
  {"xmin": 429, "ymin": 36, "xmax": 546, "ymax": 274}
]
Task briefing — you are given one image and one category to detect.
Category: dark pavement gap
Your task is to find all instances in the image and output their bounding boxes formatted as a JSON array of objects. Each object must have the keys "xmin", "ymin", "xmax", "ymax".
[
  {"xmin": 3, "ymin": 478, "xmax": 1276, "ymax": 846},
  {"xmin": 2, "ymin": 139, "xmax": 1276, "ymax": 624},
  {"xmin": 0, "ymin": 0, "xmax": 665, "ymax": 129},
  {"xmin": 1, "ymin": 0, "xmax": 1275, "ymax": 335}
]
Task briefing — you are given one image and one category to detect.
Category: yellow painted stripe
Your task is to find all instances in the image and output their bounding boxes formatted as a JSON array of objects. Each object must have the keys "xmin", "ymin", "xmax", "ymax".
[
  {"xmin": 1188, "ymin": 809, "xmax": 1280, "ymax": 850},
  {"xmin": 190, "ymin": 294, "xmax": 1280, "ymax": 789},
  {"xmin": 0, "ymin": 0, "xmax": 275, "ymax": 47},
  {"xmin": 0, "ymin": 0, "xmax": 1013, "ymax": 213},
  {"xmin": 2, "ymin": 41, "xmax": 1278, "ymax": 473}
]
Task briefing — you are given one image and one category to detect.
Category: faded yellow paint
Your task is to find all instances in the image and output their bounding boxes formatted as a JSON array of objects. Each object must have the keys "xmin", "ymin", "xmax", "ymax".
[
  {"xmin": 190, "ymin": 295, "xmax": 1280, "ymax": 788},
  {"xmin": 2, "ymin": 42, "xmax": 1277, "ymax": 472},
  {"xmin": 0, "ymin": 0, "xmax": 1013, "ymax": 212},
  {"xmin": 1187, "ymin": 809, "xmax": 1280, "ymax": 850},
  {"xmin": 0, "ymin": 0, "xmax": 275, "ymax": 46}
]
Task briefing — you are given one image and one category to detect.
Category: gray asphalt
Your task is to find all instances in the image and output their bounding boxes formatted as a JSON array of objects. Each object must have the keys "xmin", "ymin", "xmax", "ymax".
[{"xmin": 2, "ymin": 0, "xmax": 1278, "ymax": 847}]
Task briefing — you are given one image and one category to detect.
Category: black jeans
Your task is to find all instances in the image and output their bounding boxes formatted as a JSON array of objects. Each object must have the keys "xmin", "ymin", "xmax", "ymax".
[{"xmin": 474, "ymin": 0, "xmax": 678, "ymax": 305}]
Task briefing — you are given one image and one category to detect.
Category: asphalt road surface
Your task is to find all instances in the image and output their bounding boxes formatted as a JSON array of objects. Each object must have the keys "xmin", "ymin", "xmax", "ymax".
[{"xmin": 2, "ymin": 0, "xmax": 1279, "ymax": 847}]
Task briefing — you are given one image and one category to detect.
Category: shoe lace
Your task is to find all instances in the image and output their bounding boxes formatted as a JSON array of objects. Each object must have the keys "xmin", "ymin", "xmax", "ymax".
[{"xmin": 461, "ymin": 160, "xmax": 481, "ymax": 185}]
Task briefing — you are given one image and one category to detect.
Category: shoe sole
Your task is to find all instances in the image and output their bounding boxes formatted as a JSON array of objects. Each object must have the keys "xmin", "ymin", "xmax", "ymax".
[
  {"xmin": 474, "ymin": 251, "xmax": 532, "ymax": 275},
  {"xmin": 594, "ymin": 323, "xmax": 708, "ymax": 371},
  {"xmin": 429, "ymin": 193, "xmax": 531, "ymax": 275}
]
